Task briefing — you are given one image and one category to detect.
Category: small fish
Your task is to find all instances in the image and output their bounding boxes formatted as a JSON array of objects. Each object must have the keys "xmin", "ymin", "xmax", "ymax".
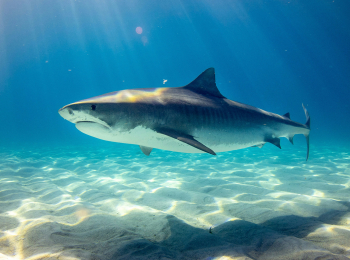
[{"xmin": 59, "ymin": 68, "xmax": 310, "ymax": 160}]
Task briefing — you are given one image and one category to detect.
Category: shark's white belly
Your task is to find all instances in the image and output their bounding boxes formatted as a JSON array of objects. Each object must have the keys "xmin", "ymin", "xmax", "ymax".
[{"xmin": 76, "ymin": 122, "xmax": 261, "ymax": 154}]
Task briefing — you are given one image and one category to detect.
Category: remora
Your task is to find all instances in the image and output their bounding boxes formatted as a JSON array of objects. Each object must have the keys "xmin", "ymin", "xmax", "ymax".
[{"xmin": 59, "ymin": 68, "xmax": 311, "ymax": 160}]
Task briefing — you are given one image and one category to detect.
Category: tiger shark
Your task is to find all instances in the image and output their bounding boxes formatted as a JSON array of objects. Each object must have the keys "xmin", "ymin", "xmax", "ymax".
[{"xmin": 59, "ymin": 68, "xmax": 310, "ymax": 160}]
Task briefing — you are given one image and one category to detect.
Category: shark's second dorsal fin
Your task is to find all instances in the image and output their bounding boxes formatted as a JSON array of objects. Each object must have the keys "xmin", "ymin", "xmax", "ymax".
[
  {"xmin": 183, "ymin": 68, "xmax": 225, "ymax": 98},
  {"xmin": 283, "ymin": 112, "xmax": 291, "ymax": 119}
]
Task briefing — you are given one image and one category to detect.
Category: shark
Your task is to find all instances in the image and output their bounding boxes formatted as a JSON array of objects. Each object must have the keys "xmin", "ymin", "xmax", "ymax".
[{"xmin": 58, "ymin": 68, "xmax": 310, "ymax": 160}]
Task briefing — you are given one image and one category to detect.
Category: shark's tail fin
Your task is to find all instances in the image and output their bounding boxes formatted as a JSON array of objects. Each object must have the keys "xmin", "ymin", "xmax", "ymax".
[{"xmin": 302, "ymin": 104, "xmax": 310, "ymax": 161}]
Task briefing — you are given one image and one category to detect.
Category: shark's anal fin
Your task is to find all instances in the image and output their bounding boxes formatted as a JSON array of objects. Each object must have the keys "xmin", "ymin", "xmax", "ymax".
[
  {"xmin": 139, "ymin": 145, "xmax": 153, "ymax": 156},
  {"xmin": 155, "ymin": 128, "xmax": 216, "ymax": 155},
  {"xmin": 265, "ymin": 136, "xmax": 281, "ymax": 149}
]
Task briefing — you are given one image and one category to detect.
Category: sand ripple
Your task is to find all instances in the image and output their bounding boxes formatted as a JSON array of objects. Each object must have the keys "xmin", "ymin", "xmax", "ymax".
[{"xmin": 0, "ymin": 144, "xmax": 349, "ymax": 259}]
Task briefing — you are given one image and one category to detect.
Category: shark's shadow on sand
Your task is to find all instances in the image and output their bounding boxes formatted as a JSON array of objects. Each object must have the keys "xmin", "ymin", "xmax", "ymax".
[{"xmin": 108, "ymin": 205, "xmax": 350, "ymax": 260}]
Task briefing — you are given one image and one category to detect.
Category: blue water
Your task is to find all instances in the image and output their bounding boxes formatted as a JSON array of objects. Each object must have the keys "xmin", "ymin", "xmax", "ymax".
[
  {"xmin": 1, "ymin": 1, "xmax": 350, "ymax": 259},
  {"xmin": 1, "ymin": 0, "xmax": 349, "ymax": 147}
]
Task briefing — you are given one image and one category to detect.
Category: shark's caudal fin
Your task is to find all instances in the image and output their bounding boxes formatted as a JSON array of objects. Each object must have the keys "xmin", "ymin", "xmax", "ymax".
[
  {"xmin": 302, "ymin": 104, "xmax": 310, "ymax": 161},
  {"xmin": 282, "ymin": 113, "xmax": 294, "ymax": 145}
]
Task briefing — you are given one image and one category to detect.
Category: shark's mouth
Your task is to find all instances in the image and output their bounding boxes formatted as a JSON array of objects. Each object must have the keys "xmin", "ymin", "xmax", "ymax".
[
  {"xmin": 76, "ymin": 121, "xmax": 110, "ymax": 129},
  {"xmin": 75, "ymin": 117, "xmax": 111, "ymax": 129},
  {"xmin": 76, "ymin": 121, "xmax": 95, "ymax": 124},
  {"xmin": 75, "ymin": 121, "xmax": 111, "ymax": 137}
]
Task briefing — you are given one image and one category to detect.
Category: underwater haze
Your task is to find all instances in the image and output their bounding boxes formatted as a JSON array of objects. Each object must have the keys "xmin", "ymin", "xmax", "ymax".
[{"xmin": 1, "ymin": 0, "xmax": 350, "ymax": 259}]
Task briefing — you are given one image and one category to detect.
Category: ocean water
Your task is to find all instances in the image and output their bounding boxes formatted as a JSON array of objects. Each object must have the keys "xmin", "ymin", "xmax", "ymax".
[{"xmin": 0, "ymin": 0, "xmax": 350, "ymax": 259}]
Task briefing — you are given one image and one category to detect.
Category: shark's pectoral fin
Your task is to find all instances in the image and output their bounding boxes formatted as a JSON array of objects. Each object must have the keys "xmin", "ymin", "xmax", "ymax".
[
  {"xmin": 177, "ymin": 136, "xmax": 216, "ymax": 155},
  {"xmin": 265, "ymin": 136, "xmax": 281, "ymax": 149},
  {"xmin": 139, "ymin": 145, "xmax": 153, "ymax": 156},
  {"xmin": 155, "ymin": 128, "xmax": 216, "ymax": 155}
]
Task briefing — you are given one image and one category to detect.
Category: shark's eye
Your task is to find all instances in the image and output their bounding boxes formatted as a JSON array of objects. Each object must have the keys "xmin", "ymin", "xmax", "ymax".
[{"xmin": 91, "ymin": 105, "xmax": 96, "ymax": 111}]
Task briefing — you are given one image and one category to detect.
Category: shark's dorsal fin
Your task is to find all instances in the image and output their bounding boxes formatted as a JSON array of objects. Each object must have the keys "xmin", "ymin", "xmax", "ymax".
[{"xmin": 183, "ymin": 68, "xmax": 225, "ymax": 98}]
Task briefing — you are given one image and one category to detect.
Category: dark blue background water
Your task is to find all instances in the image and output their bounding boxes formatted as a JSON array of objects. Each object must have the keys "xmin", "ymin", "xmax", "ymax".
[{"xmin": 1, "ymin": 0, "xmax": 349, "ymax": 150}]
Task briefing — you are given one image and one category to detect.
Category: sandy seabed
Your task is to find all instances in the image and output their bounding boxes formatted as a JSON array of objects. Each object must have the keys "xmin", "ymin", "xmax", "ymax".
[{"xmin": 0, "ymin": 142, "xmax": 350, "ymax": 260}]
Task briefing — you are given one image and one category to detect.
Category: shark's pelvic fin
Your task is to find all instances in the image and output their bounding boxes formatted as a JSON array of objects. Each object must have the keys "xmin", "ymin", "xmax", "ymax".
[
  {"xmin": 288, "ymin": 136, "xmax": 294, "ymax": 145},
  {"xmin": 265, "ymin": 136, "xmax": 281, "ymax": 149},
  {"xmin": 183, "ymin": 68, "xmax": 225, "ymax": 98},
  {"xmin": 302, "ymin": 104, "xmax": 310, "ymax": 161},
  {"xmin": 140, "ymin": 145, "xmax": 153, "ymax": 156},
  {"xmin": 155, "ymin": 128, "xmax": 216, "ymax": 155}
]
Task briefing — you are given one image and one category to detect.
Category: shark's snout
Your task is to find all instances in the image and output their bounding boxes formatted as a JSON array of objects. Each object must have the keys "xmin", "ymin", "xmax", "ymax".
[
  {"xmin": 59, "ymin": 104, "xmax": 113, "ymax": 133},
  {"xmin": 58, "ymin": 107, "xmax": 75, "ymax": 121}
]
